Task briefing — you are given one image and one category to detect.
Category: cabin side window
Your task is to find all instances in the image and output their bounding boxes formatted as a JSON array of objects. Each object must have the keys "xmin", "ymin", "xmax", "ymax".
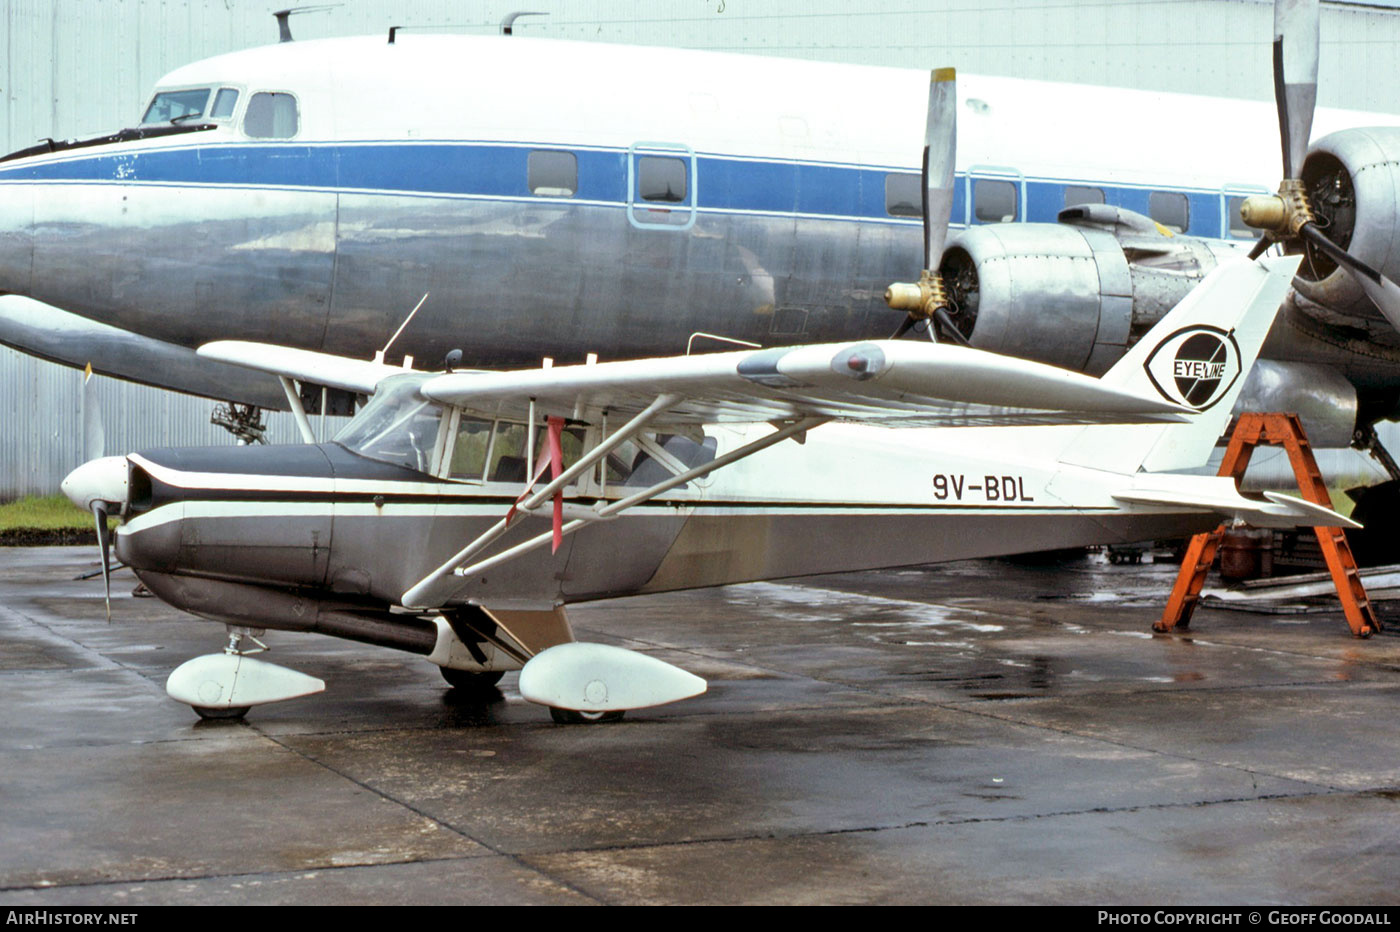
[
  {"xmin": 973, "ymin": 178, "xmax": 1017, "ymax": 223},
  {"xmin": 885, "ymin": 173, "xmax": 922, "ymax": 218},
  {"xmin": 528, "ymin": 150, "xmax": 578, "ymax": 197},
  {"xmin": 244, "ymin": 92, "xmax": 299, "ymax": 139},
  {"xmin": 1149, "ymin": 191, "xmax": 1190, "ymax": 233},
  {"xmin": 1064, "ymin": 185, "xmax": 1105, "ymax": 208},
  {"xmin": 638, "ymin": 156, "xmax": 687, "ymax": 203}
]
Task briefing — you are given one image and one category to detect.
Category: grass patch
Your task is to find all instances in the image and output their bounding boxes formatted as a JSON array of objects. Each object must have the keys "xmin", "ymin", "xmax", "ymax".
[
  {"xmin": 0, "ymin": 494, "xmax": 104, "ymax": 545},
  {"xmin": 0, "ymin": 494, "xmax": 91, "ymax": 530}
]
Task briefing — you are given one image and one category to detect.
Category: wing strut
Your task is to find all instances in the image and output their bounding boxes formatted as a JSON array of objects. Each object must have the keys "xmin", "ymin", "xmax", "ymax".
[
  {"xmin": 400, "ymin": 410, "xmax": 827, "ymax": 610},
  {"xmin": 401, "ymin": 393, "xmax": 683, "ymax": 609},
  {"xmin": 450, "ymin": 416, "xmax": 829, "ymax": 583}
]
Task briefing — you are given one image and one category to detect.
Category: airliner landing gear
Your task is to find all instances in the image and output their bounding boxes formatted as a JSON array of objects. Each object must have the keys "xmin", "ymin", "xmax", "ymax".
[
  {"xmin": 1349, "ymin": 426, "xmax": 1400, "ymax": 566},
  {"xmin": 210, "ymin": 403, "xmax": 268, "ymax": 445},
  {"xmin": 1348, "ymin": 480, "xmax": 1400, "ymax": 566}
]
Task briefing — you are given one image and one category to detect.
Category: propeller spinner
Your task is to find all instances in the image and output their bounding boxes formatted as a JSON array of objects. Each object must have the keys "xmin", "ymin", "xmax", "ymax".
[
  {"xmin": 885, "ymin": 67, "xmax": 969, "ymax": 345},
  {"xmin": 1241, "ymin": 0, "xmax": 1400, "ymax": 331}
]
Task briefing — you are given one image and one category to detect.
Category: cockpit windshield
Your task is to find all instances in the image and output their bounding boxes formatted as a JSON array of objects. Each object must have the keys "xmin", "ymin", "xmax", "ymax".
[
  {"xmin": 333, "ymin": 375, "xmax": 444, "ymax": 473},
  {"xmin": 141, "ymin": 89, "xmax": 213, "ymax": 125}
]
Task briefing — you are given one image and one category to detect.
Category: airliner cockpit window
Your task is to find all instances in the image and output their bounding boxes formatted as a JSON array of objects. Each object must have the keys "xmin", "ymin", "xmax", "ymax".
[
  {"xmin": 244, "ymin": 92, "xmax": 299, "ymax": 139},
  {"xmin": 141, "ymin": 88, "xmax": 212, "ymax": 125},
  {"xmin": 210, "ymin": 88, "xmax": 240, "ymax": 120}
]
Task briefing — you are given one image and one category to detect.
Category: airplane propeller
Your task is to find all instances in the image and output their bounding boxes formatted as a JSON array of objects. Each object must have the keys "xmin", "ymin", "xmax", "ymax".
[
  {"xmin": 1241, "ymin": 0, "xmax": 1400, "ymax": 331},
  {"xmin": 67, "ymin": 365, "xmax": 123, "ymax": 623},
  {"xmin": 82, "ymin": 362, "xmax": 104, "ymax": 462},
  {"xmin": 91, "ymin": 500, "xmax": 113, "ymax": 622},
  {"xmin": 79, "ymin": 363, "xmax": 113, "ymax": 619},
  {"xmin": 886, "ymin": 68, "xmax": 969, "ymax": 345}
]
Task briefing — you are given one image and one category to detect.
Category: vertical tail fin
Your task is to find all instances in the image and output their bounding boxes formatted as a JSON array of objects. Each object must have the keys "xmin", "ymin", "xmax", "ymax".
[{"xmin": 1057, "ymin": 254, "xmax": 1301, "ymax": 473}]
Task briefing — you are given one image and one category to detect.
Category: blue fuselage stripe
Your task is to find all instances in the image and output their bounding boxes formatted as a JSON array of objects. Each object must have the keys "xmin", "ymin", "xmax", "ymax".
[{"xmin": 0, "ymin": 141, "xmax": 1236, "ymax": 239}]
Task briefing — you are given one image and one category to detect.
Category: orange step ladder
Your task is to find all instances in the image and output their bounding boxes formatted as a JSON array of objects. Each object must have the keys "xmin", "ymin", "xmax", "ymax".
[{"xmin": 1156, "ymin": 412, "xmax": 1380, "ymax": 638}]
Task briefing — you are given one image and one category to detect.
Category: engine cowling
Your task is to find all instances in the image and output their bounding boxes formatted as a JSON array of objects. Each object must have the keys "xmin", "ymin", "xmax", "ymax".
[
  {"xmin": 939, "ymin": 207, "xmax": 1238, "ymax": 374},
  {"xmin": 935, "ymin": 209, "xmax": 1364, "ymax": 443},
  {"xmin": 1291, "ymin": 126, "xmax": 1400, "ymax": 335}
]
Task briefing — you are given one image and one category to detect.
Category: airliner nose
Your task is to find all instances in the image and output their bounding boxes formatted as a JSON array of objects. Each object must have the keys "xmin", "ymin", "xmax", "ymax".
[
  {"xmin": 61, "ymin": 456, "xmax": 130, "ymax": 513},
  {"xmin": 0, "ymin": 176, "xmax": 34, "ymax": 296}
]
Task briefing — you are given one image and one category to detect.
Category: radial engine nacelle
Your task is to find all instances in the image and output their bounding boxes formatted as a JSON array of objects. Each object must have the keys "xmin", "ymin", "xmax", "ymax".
[
  {"xmin": 1288, "ymin": 126, "xmax": 1400, "ymax": 333},
  {"xmin": 934, "ymin": 203, "xmax": 1375, "ymax": 445},
  {"xmin": 939, "ymin": 205, "xmax": 1237, "ymax": 375}
]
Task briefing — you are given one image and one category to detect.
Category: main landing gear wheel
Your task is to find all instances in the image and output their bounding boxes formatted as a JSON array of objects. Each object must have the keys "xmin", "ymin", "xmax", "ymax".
[
  {"xmin": 1346, "ymin": 480, "xmax": 1400, "ymax": 567},
  {"xmin": 439, "ymin": 668, "xmax": 505, "ymax": 691},
  {"xmin": 193, "ymin": 705, "xmax": 250, "ymax": 721},
  {"xmin": 549, "ymin": 707, "xmax": 626, "ymax": 725}
]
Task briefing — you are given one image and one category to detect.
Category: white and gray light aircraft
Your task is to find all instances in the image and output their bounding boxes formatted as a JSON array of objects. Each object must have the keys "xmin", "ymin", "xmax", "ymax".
[
  {"xmin": 61, "ymin": 253, "xmax": 1355, "ymax": 722},
  {"xmin": 8, "ymin": 2, "xmax": 1400, "ymax": 541}
]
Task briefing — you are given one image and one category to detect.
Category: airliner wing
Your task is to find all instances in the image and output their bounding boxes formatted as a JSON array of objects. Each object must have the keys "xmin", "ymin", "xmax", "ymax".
[{"xmin": 416, "ymin": 341, "xmax": 1190, "ymax": 428}]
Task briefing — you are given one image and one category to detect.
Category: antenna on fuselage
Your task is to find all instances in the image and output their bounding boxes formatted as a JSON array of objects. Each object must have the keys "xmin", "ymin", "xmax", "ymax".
[
  {"xmin": 376, "ymin": 293, "xmax": 430, "ymax": 366},
  {"xmin": 501, "ymin": 12, "xmax": 548, "ymax": 35},
  {"xmin": 272, "ymin": 5, "xmax": 341, "ymax": 43}
]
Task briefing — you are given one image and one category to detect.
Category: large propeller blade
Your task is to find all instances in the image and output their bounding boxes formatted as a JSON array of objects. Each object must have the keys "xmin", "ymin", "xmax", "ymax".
[
  {"xmin": 1274, "ymin": 0, "xmax": 1318, "ymax": 180},
  {"xmin": 75, "ymin": 364, "xmax": 115, "ymax": 620},
  {"xmin": 886, "ymin": 68, "xmax": 968, "ymax": 345},
  {"xmin": 1242, "ymin": 0, "xmax": 1400, "ymax": 329},
  {"xmin": 82, "ymin": 362, "xmax": 104, "ymax": 462}
]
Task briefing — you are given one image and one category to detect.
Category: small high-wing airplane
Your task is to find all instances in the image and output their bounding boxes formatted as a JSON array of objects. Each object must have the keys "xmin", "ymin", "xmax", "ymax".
[
  {"xmin": 60, "ymin": 253, "xmax": 1355, "ymax": 723},
  {"xmin": 8, "ymin": 2, "xmax": 1400, "ymax": 560}
]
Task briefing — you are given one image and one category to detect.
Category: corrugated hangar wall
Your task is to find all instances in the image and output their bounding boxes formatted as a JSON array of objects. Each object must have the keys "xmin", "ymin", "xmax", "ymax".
[{"xmin": 1, "ymin": 0, "xmax": 1398, "ymax": 498}]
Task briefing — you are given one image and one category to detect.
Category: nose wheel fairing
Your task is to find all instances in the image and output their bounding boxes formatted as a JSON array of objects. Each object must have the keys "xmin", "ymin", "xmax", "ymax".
[{"xmin": 165, "ymin": 627, "xmax": 326, "ymax": 719}]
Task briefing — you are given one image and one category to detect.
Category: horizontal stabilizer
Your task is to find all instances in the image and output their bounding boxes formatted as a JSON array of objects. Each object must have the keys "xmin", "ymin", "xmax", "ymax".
[
  {"xmin": 1112, "ymin": 482, "xmax": 1360, "ymax": 530},
  {"xmin": 198, "ymin": 341, "xmax": 413, "ymax": 395}
]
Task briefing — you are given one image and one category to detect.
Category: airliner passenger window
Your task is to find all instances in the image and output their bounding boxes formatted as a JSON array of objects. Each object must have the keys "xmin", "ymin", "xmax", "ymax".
[
  {"xmin": 638, "ymin": 156, "xmax": 687, "ymax": 203},
  {"xmin": 244, "ymin": 92, "xmax": 299, "ymax": 139},
  {"xmin": 1149, "ymin": 191, "xmax": 1189, "ymax": 233},
  {"xmin": 885, "ymin": 173, "xmax": 922, "ymax": 218},
  {"xmin": 1064, "ymin": 186, "xmax": 1104, "ymax": 208},
  {"xmin": 210, "ymin": 88, "xmax": 240, "ymax": 120},
  {"xmin": 141, "ymin": 89, "xmax": 211, "ymax": 125},
  {"xmin": 529, "ymin": 150, "xmax": 577, "ymax": 197},
  {"xmin": 1227, "ymin": 197, "xmax": 1253, "ymax": 238},
  {"xmin": 973, "ymin": 179, "xmax": 1017, "ymax": 223}
]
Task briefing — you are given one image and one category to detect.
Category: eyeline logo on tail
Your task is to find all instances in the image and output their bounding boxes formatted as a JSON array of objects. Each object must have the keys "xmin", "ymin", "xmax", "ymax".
[{"xmin": 1142, "ymin": 325, "xmax": 1242, "ymax": 411}]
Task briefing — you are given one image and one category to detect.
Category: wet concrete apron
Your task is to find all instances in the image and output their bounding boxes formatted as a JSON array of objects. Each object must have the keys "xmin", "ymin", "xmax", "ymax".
[{"xmin": 2, "ymin": 547, "xmax": 1400, "ymax": 905}]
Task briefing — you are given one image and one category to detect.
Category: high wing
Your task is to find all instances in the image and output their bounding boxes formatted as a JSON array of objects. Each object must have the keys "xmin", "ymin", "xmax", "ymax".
[
  {"xmin": 201, "ymin": 338, "xmax": 1190, "ymax": 429},
  {"xmin": 198, "ymin": 342, "xmax": 412, "ymax": 395}
]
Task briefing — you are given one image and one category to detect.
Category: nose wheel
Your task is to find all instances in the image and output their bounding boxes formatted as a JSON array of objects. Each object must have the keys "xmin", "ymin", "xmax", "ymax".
[{"xmin": 549, "ymin": 707, "xmax": 626, "ymax": 725}]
